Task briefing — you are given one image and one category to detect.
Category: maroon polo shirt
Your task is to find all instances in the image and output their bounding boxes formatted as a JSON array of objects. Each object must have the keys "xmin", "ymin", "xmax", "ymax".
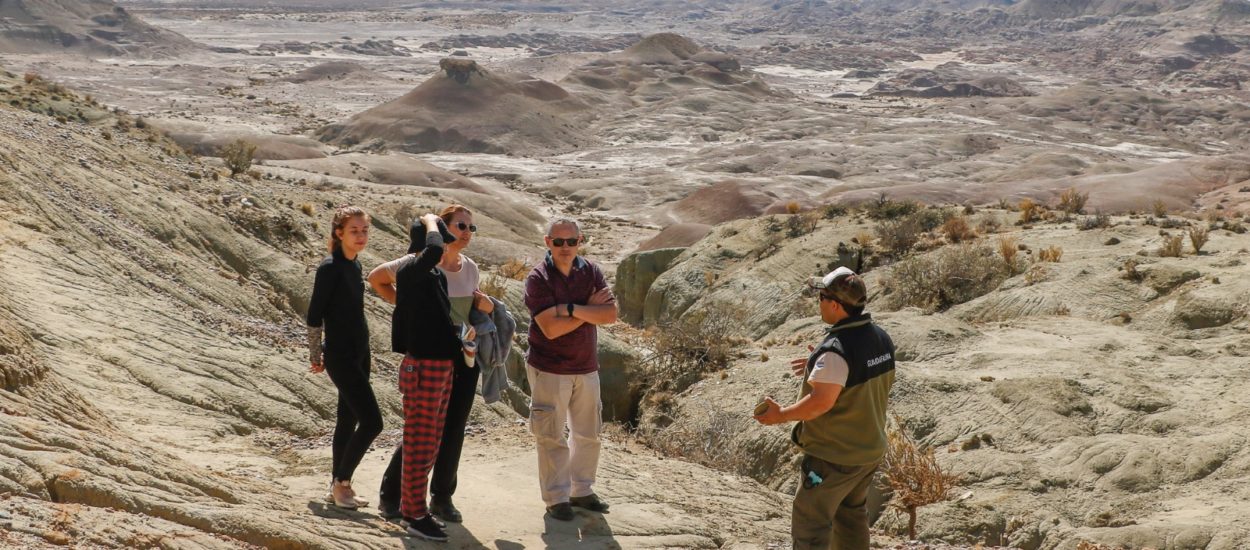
[{"xmin": 524, "ymin": 253, "xmax": 608, "ymax": 375}]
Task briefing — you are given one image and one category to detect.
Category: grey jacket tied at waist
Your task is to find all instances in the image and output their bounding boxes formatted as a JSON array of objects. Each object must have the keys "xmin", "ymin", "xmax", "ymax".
[{"xmin": 468, "ymin": 296, "xmax": 516, "ymax": 404}]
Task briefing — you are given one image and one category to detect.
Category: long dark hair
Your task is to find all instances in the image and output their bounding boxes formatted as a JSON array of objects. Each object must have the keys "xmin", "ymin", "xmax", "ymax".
[{"xmin": 328, "ymin": 205, "xmax": 369, "ymax": 253}]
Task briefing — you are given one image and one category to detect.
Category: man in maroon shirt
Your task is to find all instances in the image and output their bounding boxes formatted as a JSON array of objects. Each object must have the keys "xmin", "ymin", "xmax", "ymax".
[{"xmin": 523, "ymin": 218, "xmax": 618, "ymax": 521}]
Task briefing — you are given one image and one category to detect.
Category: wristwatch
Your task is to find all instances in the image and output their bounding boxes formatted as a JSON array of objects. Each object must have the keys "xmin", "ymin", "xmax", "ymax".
[{"xmin": 567, "ymin": 303, "xmax": 575, "ymax": 317}]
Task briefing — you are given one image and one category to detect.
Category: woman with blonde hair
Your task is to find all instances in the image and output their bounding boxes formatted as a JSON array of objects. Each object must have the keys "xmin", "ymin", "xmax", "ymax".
[{"xmin": 306, "ymin": 205, "xmax": 382, "ymax": 510}]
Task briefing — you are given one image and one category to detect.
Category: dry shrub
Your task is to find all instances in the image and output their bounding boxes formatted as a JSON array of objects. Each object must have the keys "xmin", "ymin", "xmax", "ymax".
[
  {"xmin": 1018, "ymin": 198, "xmax": 1043, "ymax": 224},
  {"xmin": 1075, "ymin": 542, "xmax": 1123, "ymax": 550},
  {"xmin": 299, "ymin": 203, "xmax": 316, "ymax": 217},
  {"xmin": 1152, "ymin": 199, "xmax": 1168, "ymax": 218},
  {"xmin": 1023, "ymin": 264, "xmax": 1050, "ymax": 286},
  {"xmin": 883, "ymin": 244, "xmax": 1012, "ymax": 312},
  {"xmin": 1158, "ymin": 234, "xmax": 1184, "ymax": 257},
  {"xmin": 1037, "ymin": 245, "xmax": 1063, "ymax": 263},
  {"xmin": 1121, "ymin": 258, "xmax": 1144, "ymax": 282},
  {"xmin": 1188, "ymin": 225, "xmax": 1209, "ymax": 254},
  {"xmin": 976, "ymin": 212, "xmax": 1002, "ymax": 234},
  {"xmin": 940, "ymin": 215, "xmax": 977, "ymax": 243},
  {"xmin": 499, "ymin": 257, "xmax": 532, "ymax": 280},
  {"xmin": 866, "ymin": 193, "xmax": 920, "ymax": 220},
  {"xmin": 1057, "ymin": 187, "xmax": 1089, "ymax": 214},
  {"xmin": 222, "ymin": 139, "xmax": 257, "ymax": 176},
  {"xmin": 876, "ymin": 210, "xmax": 947, "ymax": 257},
  {"xmin": 640, "ymin": 404, "xmax": 755, "ymax": 477},
  {"xmin": 23, "ymin": 72, "xmax": 38, "ymax": 84},
  {"xmin": 645, "ymin": 305, "xmax": 745, "ymax": 393},
  {"xmin": 997, "ymin": 235, "xmax": 1022, "ymax": 273},
  {"xmin": 480, "ymin": 271, "xmax": 508, "ymax": 300},
  {"xmin": 853, "ymin": 230, "xmax": 875, "ymax": 252},
  {"xmin": 787, "ymin": 210, "xmax": 820, "ymax": 238},
  {"xmin": 1079, "ymin": 210, "xmax": 1111, "ymax": 231},
  {"xmin": 883, "ymin": 415, "xmax": 959, "ymax": 540},
  {"xmin": 785, "ymin": 201, "xmax": 802, "ymax": 214}
]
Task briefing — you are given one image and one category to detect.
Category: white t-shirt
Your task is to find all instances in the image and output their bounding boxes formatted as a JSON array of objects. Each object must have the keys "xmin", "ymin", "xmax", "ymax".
[
  {"xmin": 379, "ymin": 253, "xmax": 479, "ymax": 324},
  {"xmin": 808, "ymin": 351, "xmax": 849, "ymax": 386}
]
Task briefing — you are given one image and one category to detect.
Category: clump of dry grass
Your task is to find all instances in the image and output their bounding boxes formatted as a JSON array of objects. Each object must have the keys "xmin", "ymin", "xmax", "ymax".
[
  {"xmin": 1037, "ymin": 245, "xmax": 1063, "ymax": 263},
  {"xmin": 222, "ymin": 139, "xmax": 257, "ymax": 176},
  {"xmin": 299, "ymin": 203, "xmax": 316, "ymax": 217},
  {"xmin": 883, "ymin": 415, "xmax": 959, "ymax": 540},
  {"xmin": 480, "ymin": 271, "xmax": 509, "ymax": 300},
  {"xmin": 1121, "ymin": 258, "xmax": 1144, "ymax": 282},
  {"xmin": 785, "ymin": 201, "xmax": 802, "ymax": 215},
  {"xmin": 1188, "ymin": 225, "xmax": 1209, "ymax": 254},
  {"xmin": 997, "ymin": 235, "xmax": 1022, "ymax": 273},
  {"xmin": 499, "ymin": 257, "xmax": 532, "ymax": 280},
  {"xmin": 1152, "ymin": 199, "xmax": 1168, "ymax": 218},
  {"xmin": 941, "ymin": 215, "xmax": 977, "ymax": 243},
  {"xmin": 23, "ymin": 72, "xmax": 38, "ymax": 85},
  {"xmin": 1158, "ymin": 234, "xmax": 1185, "ymax": 257},
  {"xmin": 1057, "ymin": 187, "xmax": 1089, "ymax": 214},
  {"xmin": 883, "ymin": 244, "xmax": 1012, "ymax": 312},
  {"xmin": 1018, "ymin": 198, "xmax": 1043, "ymax": 224}
]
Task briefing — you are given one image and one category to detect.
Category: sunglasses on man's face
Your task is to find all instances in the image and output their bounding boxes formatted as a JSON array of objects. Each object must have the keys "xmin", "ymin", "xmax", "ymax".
[
  {"xmin": 455, "ymin": 222, "xmax": 477, "ymax": 233},
  {"xmin": 550, "ymin": 237, "xmax": 581, "ymax": 247}
]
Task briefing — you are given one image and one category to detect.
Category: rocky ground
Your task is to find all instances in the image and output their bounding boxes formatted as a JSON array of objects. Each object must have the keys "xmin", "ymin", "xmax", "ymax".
[{"xmin": 2, "ymin": 0, "xmax": 1250, "ymax": 548}]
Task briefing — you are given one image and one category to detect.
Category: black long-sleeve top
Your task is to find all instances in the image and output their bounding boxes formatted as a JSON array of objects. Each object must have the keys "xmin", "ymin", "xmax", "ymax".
[
  {"xmin": 392, "ymin": 231, "xmax": 461, "ymax": 359},
  {"xmin": 307, "ymin": 248, "xmax": 369, "ymax": 358}
]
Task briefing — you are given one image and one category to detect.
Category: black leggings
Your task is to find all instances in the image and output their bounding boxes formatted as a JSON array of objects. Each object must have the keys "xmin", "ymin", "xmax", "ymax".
[
  {"xmin": 380, "ymin": 357, "xmax": 480, "ymax": 507},
  {"xmin": 324, "ymin": 351, "xmax": 383, "ymax": 482}
]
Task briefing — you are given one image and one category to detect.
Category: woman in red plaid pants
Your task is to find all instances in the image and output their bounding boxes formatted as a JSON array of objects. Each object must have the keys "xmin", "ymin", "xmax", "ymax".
[{"xmin": 389, "ymin": 213, "xmax": 472, "ymax": 541}]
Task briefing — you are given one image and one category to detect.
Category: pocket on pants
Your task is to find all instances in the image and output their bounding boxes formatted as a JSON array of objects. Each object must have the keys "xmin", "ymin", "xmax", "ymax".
[{"xmin": 529, "ymin": 405, "xmax": 559, "ymax": 440}]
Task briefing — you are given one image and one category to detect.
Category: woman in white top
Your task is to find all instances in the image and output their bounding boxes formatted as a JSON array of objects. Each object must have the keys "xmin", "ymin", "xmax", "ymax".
[{"xmin": 369, "ymin": 204, "xmax": 493, "ymax": 523}]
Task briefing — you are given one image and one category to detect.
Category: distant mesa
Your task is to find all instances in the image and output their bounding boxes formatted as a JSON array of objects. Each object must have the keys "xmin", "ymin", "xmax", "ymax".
[
  {"xmin": 668, "ymin": 180, "xmax": 784, "ymax": 226},
  {"xmin": 281, "ymin": 61, "xmax": 383, "ymax": 84},
  {"xmin": 560, "ymin": 33, "xmax": 772, "ymax": 99},
  {"xmin": 317, "ymin": 57, "xmax": 593, "ymax": 155},
  {"xmin": 620, "ymin": 33, "xmax": 704, "ymax": 64},
  {"xmin": 0, "ymin": 0, "xmax": 197, "ymax": 57},
  {"xmin": 868, "ymin": 67, "xmax": 1033, "ymax": 98}
]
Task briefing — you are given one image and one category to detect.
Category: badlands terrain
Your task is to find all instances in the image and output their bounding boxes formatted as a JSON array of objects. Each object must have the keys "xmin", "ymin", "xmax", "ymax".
[{"xmin": 2, "ymin": 0, "xmax": 1250, "ymax": 548}]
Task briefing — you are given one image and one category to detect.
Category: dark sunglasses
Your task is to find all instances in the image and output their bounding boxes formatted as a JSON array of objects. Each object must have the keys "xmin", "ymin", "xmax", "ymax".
[
  {"xmin": 455, "ymin": 222, "xmax": 477, "ymax": 233},
  {"xmin": 550, "ymin": 237, "xmax": 581, "ymax": 247}
]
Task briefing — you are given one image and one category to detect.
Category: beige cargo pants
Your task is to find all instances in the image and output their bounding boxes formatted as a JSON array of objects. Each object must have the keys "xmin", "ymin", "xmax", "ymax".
[{"xmin": 792, "ymin": 454, "xmax": 878, "ymax": 550}]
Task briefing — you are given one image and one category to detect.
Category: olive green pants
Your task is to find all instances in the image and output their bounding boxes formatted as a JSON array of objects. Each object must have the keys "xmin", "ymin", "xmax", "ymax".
[{"xmin": 792, "ymin": 455, "xmax": 878, "ymax": 550}]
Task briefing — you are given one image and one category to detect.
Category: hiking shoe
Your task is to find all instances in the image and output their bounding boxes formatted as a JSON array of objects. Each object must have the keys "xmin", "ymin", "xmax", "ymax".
[
  {"xmin": 570, "ymin": 493, "xmax": 610, "ymax": 513},
  {"xmin": 405, "ymin": 515, "xmax": 448, "ymax": 542},
  {"xmin": 379, "ymin": 503, "xmax": 402, "ymax": 521},
  {"xmin": 546, "ymin": 502, "xmax": 575, "ymax": 521},
  {"xmin": 430, "ymin": 497, "xmax": 463, "ymax": 523}
]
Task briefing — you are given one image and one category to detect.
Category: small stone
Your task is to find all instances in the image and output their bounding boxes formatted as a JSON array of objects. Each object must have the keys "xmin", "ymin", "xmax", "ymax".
[{"xmin": 1104, "ymin": 237, "xmax": 1121, "ymax": 245}]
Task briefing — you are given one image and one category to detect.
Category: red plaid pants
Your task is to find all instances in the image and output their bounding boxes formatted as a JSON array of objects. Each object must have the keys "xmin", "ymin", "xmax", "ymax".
[{"xmin": 399, "ymin": 356, "xmax": 454, "ymax": 519}]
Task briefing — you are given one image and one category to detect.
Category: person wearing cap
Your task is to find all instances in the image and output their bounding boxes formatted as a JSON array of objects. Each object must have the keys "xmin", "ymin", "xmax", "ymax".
[{"xmin": 754, "ymin": 267, "xmax": 896, "ymax": 550}]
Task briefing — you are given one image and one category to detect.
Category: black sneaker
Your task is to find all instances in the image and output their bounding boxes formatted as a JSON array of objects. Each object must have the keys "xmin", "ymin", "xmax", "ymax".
[
  {"xmin": 405, "ymin": 515, "xmax": 448, "ymax": 542},
  {"xmin": 546, "ymin": 502, "xmax": 575, "ymax": 521},
  {"xmin": 379, "ymin": 503, "xmax": 402, "ymax": 521},
  {"xmin": 569, "ymin": 493, "xmax": 610, "ymax": 513},
  {"xmin": 430, "ymin": 497, "xmax": 463, "ymax": 523}
]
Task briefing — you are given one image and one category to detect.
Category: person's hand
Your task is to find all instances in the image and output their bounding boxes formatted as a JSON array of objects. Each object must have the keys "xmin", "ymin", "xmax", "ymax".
[
  {"xmin": 420, "ymin": 213, "xmax": 441, "ymax": 227},
  {"xmin": 754, "ymin": 397, "xmax": 785, "ymax": 425},
  {"xmin": 790, "ymin": 345, "xmax": 815, "ymax": 377},
  {"xmin": 465, "ymin": 326, "xmax": 476, "ymax": 342},
  {"xmin": 588, "ymin": 287, "xmax": 615, "ymax": 306},
  {"xmin": 309, "ymin": 361, "xmax": 325, "ymax": 374},
  {"xmin": 473, "ymin": 290, "xmax": 495, "ymax": 313}
]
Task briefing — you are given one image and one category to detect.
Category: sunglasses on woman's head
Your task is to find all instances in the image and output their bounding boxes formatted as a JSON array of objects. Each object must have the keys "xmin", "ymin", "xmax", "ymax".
[
  {"xmin": 551, "ymin": 237, "xmax": 581, "ymax": 247},
  {"xmin": 455, "ymin": 222, "xmax": 477, "ymax": 233}
]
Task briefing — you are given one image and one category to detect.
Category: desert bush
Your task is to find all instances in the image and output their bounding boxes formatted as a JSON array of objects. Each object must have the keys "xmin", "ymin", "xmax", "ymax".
[
  {"xmin": 866, "ymin": 193, "xmax": 919, "ymax": 220},
  {"xmin": 1079, "ymin": 210, "xmax": 1111, "ymax": 231},
  {"xmin": 883, "ymin": 415, "xmax": 959, "ymax": 540},
  {"xmin": 822, "ymin": 203, "xmax": 848, "ymax": 219},
  {"xmin": 876, "ymin": 216, "xmax": 924, "ymax": 256},
  {"xmin": 499, "ymin": 257, "xmax": 532, "ymax": 280},
  {"xmin": 941, "ymin": 215, "xmax": 977, "ymax": 243},
  {"xmin": 785, "ymin": 201, "xmax": 802, "ymax": 215},
  {"xmin": 883, "ymin": 244, "xmax": 1012, "ymax": 312},
  {"xmin": 1158, "ymin": 234, "xmax": 1184, "ymax": 257},
  {"xmin": 643, "ymin": 304, "xmax": 747, "ymax": 395},
  {"xmin": 853, "ymin": 230, "xmax": 875, "ymax": 252},
  {"xmin": 299, "ymin": 203, "xmax": 316, "ymax": 217},
  {"xmin": 23, "ymin": 72, "xmax": 38, "ymax": 85},
  {"xmin": 1121, "ymin": 258, "xmax": 1144, "ymax": 282},
  {"xmin": 976, "ymin": 212, "xmax": 1002, "ymax": 234},
  {"xmin": 1037, "ymin": 245, "xmax": 1063, "ymax": 263},
  {"xmin": 1057, "ymin": 187, "xmax": 1089, "ymax": 214},
  {"xmin": 997, "ymin": 235, "xmax": 1022, "ymax": 274},
  {"xmin": 787, "ymin": 211, "xmax": 819, "ymax": 238},
  {"xmin": 639, "ymin": 404, "xmax": 755, "ymax": 478},
  {"xmin": 1188, "ymin": 225, "xmax": 1209, "ymax": 254},
  {"xmin": 1152, "ymin": 199, "xmax": 1168, "ymax": 218},
  {"xmin": 221, "ymin": 139, "xmax": 257, "ymax": 176},
  {"xmin": 1018, "ymin": 198, "xmax": 1043, "ymax": 224},
  {"xmin": 480, "ymin": 272, "xmax": 509, "ymax": 300},
  {"xmin": 1023, "ymin": 264, "xmax": 1051, "ymax": 286}
]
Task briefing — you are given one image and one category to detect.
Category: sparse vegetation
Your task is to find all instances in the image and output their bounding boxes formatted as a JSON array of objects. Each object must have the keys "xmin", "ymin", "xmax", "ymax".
[
  {"xmin": 499, "ymin": 257, "xmax": 531, "ymax": 280},
  {"xmin": 941, "ymin": 215, "xmax": 977, "ymax": 243},
  {"xmin": 221, "ymin": 139, "xmax": 257, "ymax": 176},
  {"xmin": 786, "ymin": 210, "xmax": 819, "ymax": 238},
  {"xmin": 643, "ymin": 304, "xmax": 747, "ymax": 395},
  {"xmin": 866, "ymin": 193, "xmax": 919, "ymax": 220},
  {"xmin": 785, "ymin": 201, "xmax": 801, "ymax": 215},
  {"xmin": 1188, "ymin": 225, "xmax": 1209, "ymax": 254},
  {"xmin": 1079, "ymin": 210, "xmax": 1111, "ymax": 231},
  {"xmin": 1159, "ymin": 234, "xmax": 1185, "ymax": 257},
  {"xmin": 1121, "ymin": 259, "xmax": 1144, "ymax": 282},
  {"xmin": 1057, "ymin": 187, "xmax": 1089, "ymax": 214},
  {"xmin": 299, "ymin": 203, "xmax": 316, "ymax": 217},
  {"xmin": 997, "ymin": 235, "xmax": 1022, "ymax": 273},
  {"xmin": 883, "ymin": 415, "xmax": 959, "ymax": 540},
  {"xmin": 1037, "ymin": 245, "xmax": 1063, "ymax": 263},
  {"xmin": 480, "ymin": 271, "xmax": 509, "ymax": 300},
  {"xmin": 23, "ymin": 72, "xmax": 38, "ymax": 85},
  {"xmin": 883, "ymin": 244, "xmax": 1013, "ymax": 312},
  {"xmin": 1018, "ymin": 198, "xmax": 1042, "ymax": 224},
  {"xmin": 1152, "ymin": 199, "xmax": 1168, "ymax": 218}
]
